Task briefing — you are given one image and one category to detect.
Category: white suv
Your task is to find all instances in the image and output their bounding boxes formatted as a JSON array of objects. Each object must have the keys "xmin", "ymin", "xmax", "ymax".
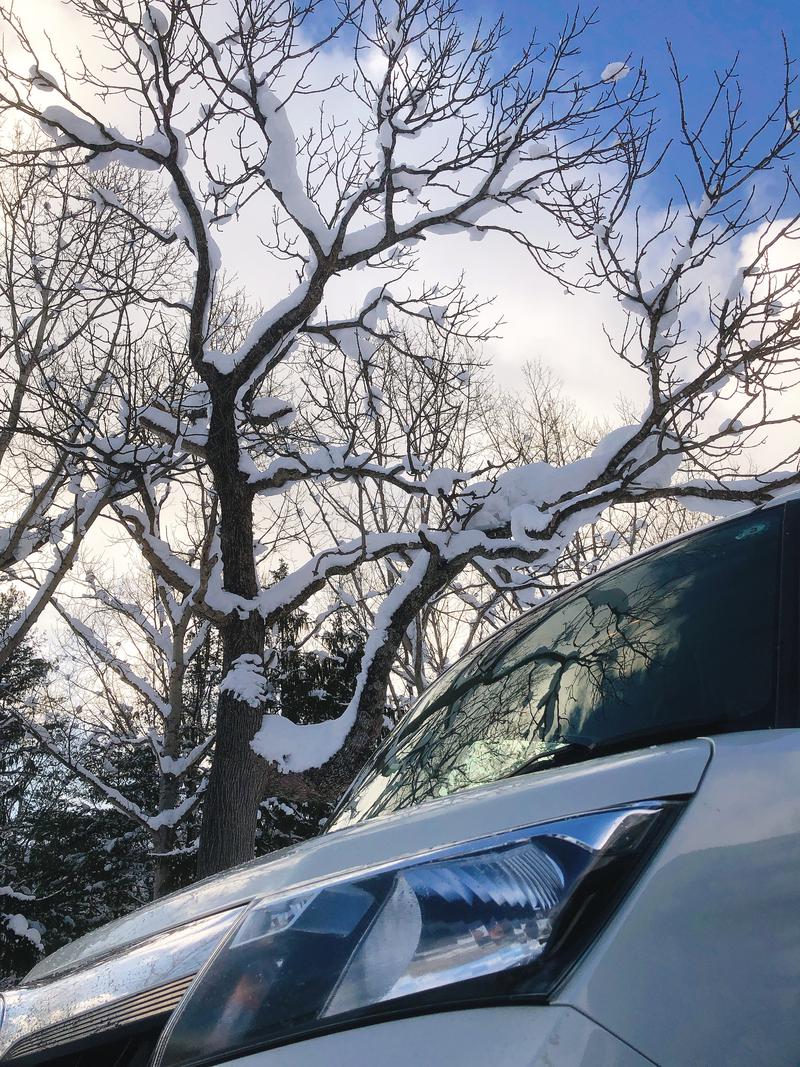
[{"xmin": 3, "ymin": 502, "xmax": 799, "ymax": 1066}]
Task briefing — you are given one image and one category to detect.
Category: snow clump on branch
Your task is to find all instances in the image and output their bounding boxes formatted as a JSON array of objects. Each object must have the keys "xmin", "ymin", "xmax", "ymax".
[
  {"xmin": 601, "ymin": 61, "xmax": 632, "ymax": 84},
  {"xmin": 220, "ymin": 654, "xmax": 272, "ymax": 708}
]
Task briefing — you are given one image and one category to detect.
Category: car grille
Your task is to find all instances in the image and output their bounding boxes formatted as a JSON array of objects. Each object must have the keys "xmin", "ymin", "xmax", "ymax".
[{"xmin": 4, "ymin": 973, "xmax": 193, "ymax": 1062}]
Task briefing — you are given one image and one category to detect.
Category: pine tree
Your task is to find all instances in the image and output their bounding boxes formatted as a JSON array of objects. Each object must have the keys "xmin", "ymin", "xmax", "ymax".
[
  {"xmin": 0, "ymin": 591, "xmax": 52, "ymax": 983},
  {"xmin": 1, "ymin": 592, "xmax": 151, "ymax": 984},
  {"xmin": 256, "ymin": 579, "xmax": 364, "ymax": 855}
]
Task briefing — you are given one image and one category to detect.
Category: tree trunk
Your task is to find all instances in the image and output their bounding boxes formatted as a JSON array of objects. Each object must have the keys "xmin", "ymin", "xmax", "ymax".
[
  {"xmin": 196, "ymin": 392, "xmax": 267, "ymax": 878},
  {"xmin": 152, "ymin": 822, "xmax": 178, "ymax": 898},
  {"xmin": 152, "ymin": 653, "xmax": 186, "ymax": 898}
]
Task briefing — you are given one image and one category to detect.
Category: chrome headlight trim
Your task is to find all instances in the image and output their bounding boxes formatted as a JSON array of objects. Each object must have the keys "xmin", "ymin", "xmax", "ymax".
[
  {"xmin": 155, "ymin": 802, "xmax": 681, "ymax": 1066},
  {"xmin": 0, "ymin": 905, "xmax": 245, "ymax": 1060}
]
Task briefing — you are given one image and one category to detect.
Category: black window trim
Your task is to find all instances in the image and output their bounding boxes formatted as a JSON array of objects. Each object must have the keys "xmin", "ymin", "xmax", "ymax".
[{"xmin": 776, "ymin": 498, "xmax": 800, "ymax": 729}]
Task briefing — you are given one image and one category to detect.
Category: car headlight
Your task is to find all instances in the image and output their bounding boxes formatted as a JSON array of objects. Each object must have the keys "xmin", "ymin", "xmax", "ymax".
[{"xmin": 155, "ymin": 802, "xmax": 679, "ymax": 1065}]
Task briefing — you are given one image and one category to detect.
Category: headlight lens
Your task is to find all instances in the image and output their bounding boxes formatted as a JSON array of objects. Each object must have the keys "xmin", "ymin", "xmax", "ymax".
[{"xmin": 155, "ymin": 803, "xmax": 678, "ymax": 1065}]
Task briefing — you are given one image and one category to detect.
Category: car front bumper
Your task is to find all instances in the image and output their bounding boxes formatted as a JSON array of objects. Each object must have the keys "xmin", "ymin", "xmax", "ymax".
[{"xmin": 228, "ymin": 1006, "xmax": 653, "ymax": 1066}]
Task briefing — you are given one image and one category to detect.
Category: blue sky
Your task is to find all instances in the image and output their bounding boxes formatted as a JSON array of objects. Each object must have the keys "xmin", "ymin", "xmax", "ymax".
[
  {"xmin": 469, "ymin": 0, "xmax": 799, "ymax": 202},
  {"xmin": 481, "ymin": 0, "xmax": 797, "ymax": 104},
  {"xmin": 272, "ymin": 0, "xmax": 800, "ymax": 401}
]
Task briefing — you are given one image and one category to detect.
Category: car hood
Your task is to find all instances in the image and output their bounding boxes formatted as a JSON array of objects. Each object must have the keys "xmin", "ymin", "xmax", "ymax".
[{"xmin": 1, "ymin": 738, "xmax": 711, "ymax": 1058}]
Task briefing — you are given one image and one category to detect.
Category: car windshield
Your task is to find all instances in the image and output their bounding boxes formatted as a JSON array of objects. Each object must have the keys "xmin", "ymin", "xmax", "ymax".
[{"xmin": 330, "ymin": 507, "xmax": 783, "ymax": 829}]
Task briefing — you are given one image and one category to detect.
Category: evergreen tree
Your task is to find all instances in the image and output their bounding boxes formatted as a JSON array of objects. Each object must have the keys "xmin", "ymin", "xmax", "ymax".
[
  {"xmin": 256, "ymin": 577, "xmax": 364, "ymax": 854},
  {"xmin": 0, "ymin": 591, "xmax": 52, "ymax": 983},
  {"xmin": 1, "ymin": 593, "xmax": 151, "ymax": 984}
]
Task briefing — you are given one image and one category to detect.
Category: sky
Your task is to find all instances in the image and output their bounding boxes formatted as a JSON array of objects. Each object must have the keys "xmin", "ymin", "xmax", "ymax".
[
  {"xmin": 254, "ymin": 0, "xmax": 799, "ymax": 411},
  {"xmin": 465, "ymin": 0, "xmax": 800, "ymax": 223},
  {"xmin": 419, "ymin": 0, "xmax": 800, "ymax": 413},
  {"xmin": 462, "ymin": 0, "xmax": 800, "ymax": 402},
  {"xmin": 11, "ymin": 0, "xmax": 800, "ymax": 417},
  {"xmin": 482, "ymin": 0, "xmax": 799, "ymax": 193},
  {"xmin": 4, "ymin": 0, "xmax": 798, "ymax": 638}
]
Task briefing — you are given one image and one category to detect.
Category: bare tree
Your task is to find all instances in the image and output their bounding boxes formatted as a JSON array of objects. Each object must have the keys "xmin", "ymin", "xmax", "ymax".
[
  {"xmin": 331, "ymin": 357, "xmax": 705, "ymax": 721},
  {"xmin": 0, "ymin": 1, "xmax": 798, "ymax": 878},
  {"xmin": 46, "ymin": 480, "xmax": 217, "ymax": 897},
  {"xmin": 0, "ymin": 133, "xmax": 183, "ymax": 670}
]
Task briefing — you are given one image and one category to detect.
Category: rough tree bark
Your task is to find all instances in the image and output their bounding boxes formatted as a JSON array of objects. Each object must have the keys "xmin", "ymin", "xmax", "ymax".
[{"xmin": 196, "ymin": 389, "xmax": 268, "ymax": 877}]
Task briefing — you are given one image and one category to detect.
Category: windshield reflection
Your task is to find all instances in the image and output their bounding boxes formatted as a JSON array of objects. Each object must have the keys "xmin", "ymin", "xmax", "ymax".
[{"xmin": 332, "ymin": 509, "xmax": 782, "ymax": 828}]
